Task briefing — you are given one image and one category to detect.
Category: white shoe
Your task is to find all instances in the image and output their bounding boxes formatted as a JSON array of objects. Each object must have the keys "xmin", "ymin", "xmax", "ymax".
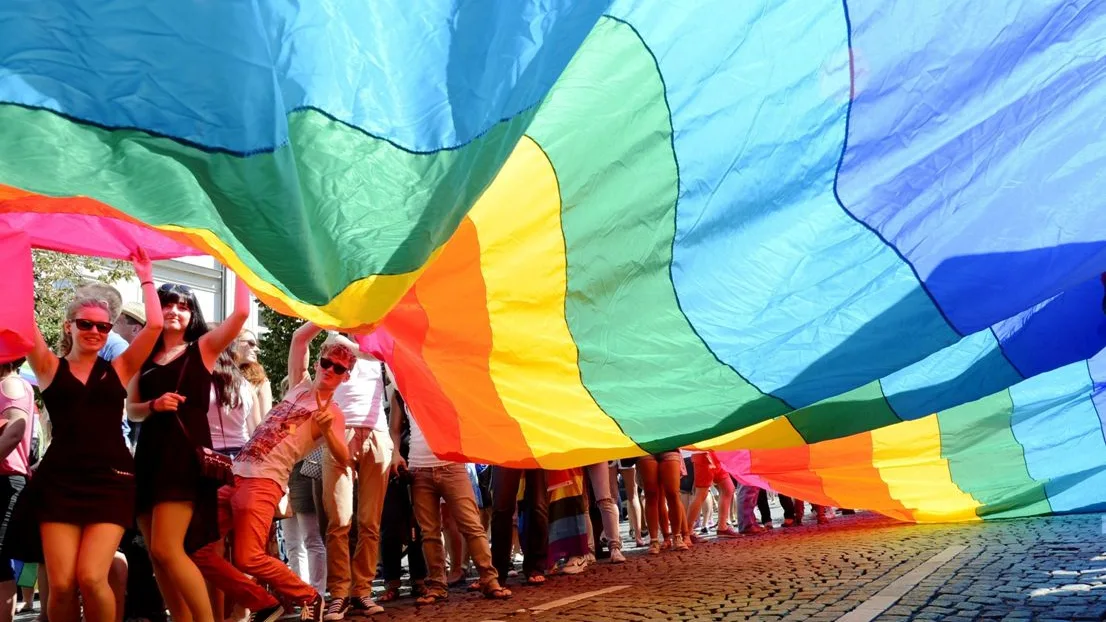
[
  {"xmin": 561, "ymin": 556, "xmax": 589, "ymax": 574},
  {"xmin": 610, "ymin": 548, "xmax": 626, "ymax": 564}
]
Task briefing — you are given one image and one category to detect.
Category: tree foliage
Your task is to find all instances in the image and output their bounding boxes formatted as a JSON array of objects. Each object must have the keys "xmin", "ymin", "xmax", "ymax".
[
  {"xmin": 257, "ymin": 303, "xmax": 325, "ymax": 398},
  {"xmin": 32, "ymin": 250, "xmax": 128, "ymax": 351}
]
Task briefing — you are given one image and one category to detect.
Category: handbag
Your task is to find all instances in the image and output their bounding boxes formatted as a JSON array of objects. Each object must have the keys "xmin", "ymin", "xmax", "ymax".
[
  {"xmin": 167, "ymin": 347, "xmax": 234, "ymax": 487},
  {"xmin": 299, "ymin": 447, "xmax": 323, "ymax": 480}
]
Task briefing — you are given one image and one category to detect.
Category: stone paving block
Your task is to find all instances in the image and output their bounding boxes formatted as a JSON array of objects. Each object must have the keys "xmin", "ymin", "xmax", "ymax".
[{"xmin": 191, "ymin": 512, "xmax": 1106, "ymax": 622}]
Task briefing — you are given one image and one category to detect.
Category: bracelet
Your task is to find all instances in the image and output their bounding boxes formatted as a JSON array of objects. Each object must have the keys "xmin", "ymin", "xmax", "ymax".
[{"xmin": 140, "ymin": 280, "xmax": 154, "ymax": 287}]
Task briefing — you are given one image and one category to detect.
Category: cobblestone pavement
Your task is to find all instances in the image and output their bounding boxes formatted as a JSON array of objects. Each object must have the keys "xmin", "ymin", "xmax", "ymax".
[
  {"xmin": 17, "ymin": 511, "xmax": 1106, "ymax": 621},
  {"xmin": 368, "ymin": 512, "xmax": 1106, "ymax": 621}
]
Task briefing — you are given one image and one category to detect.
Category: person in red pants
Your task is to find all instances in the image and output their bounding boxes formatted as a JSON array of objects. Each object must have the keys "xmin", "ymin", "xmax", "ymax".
[{"xmin": 191, "ymin": 326, "xmax": 354, "ymax": 622}]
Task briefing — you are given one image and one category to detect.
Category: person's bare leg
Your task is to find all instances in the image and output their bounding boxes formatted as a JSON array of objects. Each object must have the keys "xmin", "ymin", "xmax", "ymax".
[
  {"xmin": 0, "ymin": 579, "xmax": 16, "ymax": 622},
  {"xmin": 139, "ymin": 514, "xmax": 188, "ymax": 622},
  {"xmin": 75, "ymin": 523, "xmax": 126, "ymax": 622},
  {"xmin": 147, "ymin": 502, "xmax": 214, "ymax": 622},
  {"xmin": 35, "ymin": 564, "xmax": 49, "ymax": 622},
  {"xmin": 108, "ymin": 551, "xmax": 128, "ymax": 622},
  {"xmin": 39, "ymin": 523, "xmax": 82, "ymax": 622},
  {"xmin": 685, "ymin": 488, "xmax": 710, "ymax": 533},
  {"xmin": 18, "ymin": 585, "xmax": 34, "ymax": 614},
  {"xmin": 637, "ymin": 459, "xmax": 660, "ymax": 543},
  {"xmin": 659, "ymin": 461, "xmax": 685, "ymax": 540}
]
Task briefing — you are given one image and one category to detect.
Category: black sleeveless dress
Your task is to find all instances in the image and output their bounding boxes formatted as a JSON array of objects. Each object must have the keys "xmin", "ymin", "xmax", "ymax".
[
  {"xmin": 134, "ymin": 341, "xmax": 220, "ymax": 552},
  {"xmin": 36, "ymin": 356, "xmax": 136, "ymax": 525},
  {"xmin": 2, "ymin": 357, "xmax": 136, "ymax": 562}
]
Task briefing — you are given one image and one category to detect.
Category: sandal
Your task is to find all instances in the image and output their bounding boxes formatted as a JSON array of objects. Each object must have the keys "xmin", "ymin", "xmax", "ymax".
[
  {"xmin": 483, "ymin": 585, "xmax": 513, "ymax": 600},
  {"xmin": 467, "ymin": 580, "xmax": 482, "ymax": 592},
  {"xmin": 526, "ymin": 573, "xmax": 547, "ymax": 586},
  {"xmin": 378, "ymin": 585, "xmax": 402, "ymax": 603},
  {"xmin": 415, "ymin": 589, "xmax": 448, "ymax": 606}
]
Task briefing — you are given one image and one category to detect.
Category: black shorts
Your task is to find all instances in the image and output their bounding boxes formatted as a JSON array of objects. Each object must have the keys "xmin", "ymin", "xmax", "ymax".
[
  {"xmin": 0, "ymin": 474, "xmax": 28, "ymax": 581},
  {"xmin": 617, "ymin": 458, "xmax": 639, "ymax": 469}
]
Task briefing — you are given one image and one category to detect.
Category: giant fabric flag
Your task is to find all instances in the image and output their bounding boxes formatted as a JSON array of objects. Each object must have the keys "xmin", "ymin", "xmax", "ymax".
[
  {"xmin": 717, "ymin": 350, "xmax": 1106, "ymax": 522},
  {"xmin": 2, "ymin": 1, "xmax": 1106, "ymax": 520}
]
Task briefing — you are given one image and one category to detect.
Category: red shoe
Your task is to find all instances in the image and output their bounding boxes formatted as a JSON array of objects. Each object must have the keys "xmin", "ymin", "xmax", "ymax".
[{"xmin": 739, "ymin": 525, "xmax": 765, "ymax": 535}]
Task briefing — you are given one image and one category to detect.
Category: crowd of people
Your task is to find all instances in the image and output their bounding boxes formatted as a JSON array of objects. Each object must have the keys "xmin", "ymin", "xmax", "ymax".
[{"xmin": 0, "ymin": 254, "xmax": 845, "ymax": 622}]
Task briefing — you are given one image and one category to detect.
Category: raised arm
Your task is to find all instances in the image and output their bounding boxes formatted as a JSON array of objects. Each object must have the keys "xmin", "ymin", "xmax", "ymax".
[
  {"xmin": 287, "ymin": 323, "xmax": 322, "ymax": 388},
  {"xmin": 25, "ymin": 300, "xmax": 60, "ymax": 390},
  {"xmin": 112, "ymin": 249, "xmax": 163, "ymax": 384},
  {"xmin": 199, "ymin": 273, "xmax": 251, "ymax": 370}
]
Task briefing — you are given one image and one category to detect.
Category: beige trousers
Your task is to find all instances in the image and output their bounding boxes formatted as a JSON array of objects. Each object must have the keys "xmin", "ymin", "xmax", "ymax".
[{"xmin": 322, "ymin": 427, "xmax": 393, "ymax": 598}]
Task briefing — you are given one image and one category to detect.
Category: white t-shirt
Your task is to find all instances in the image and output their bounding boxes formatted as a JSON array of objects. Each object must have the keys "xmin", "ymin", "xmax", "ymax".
[
  {"xmin": 233, "ymin": 382, "xmax": 345, "ymax": 489},
  {"xmin": 407, "ymin": 406, "xmax": 448, "ymax": 469},
  {"xmin": 332, "ymin": 359, "xmax": 387, "ymax": 431},
  {"xmin": 207, "ymin": 383, "xmax": 256, "ymax": 451}
]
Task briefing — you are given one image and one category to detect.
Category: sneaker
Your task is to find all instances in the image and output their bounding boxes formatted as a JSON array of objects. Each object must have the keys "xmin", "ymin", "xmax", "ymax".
[
  {"xmin": 716, "ymin": 526, "xmax": 741, "ymax": 538},
  {"xmin": 349, "ymin": 596, "xmax": 383, "ymax": 615},
  {"xmin": 740, "ymin": 524, "xmax": 765, "ymax": 535},
  {"xmin": 610, "ymin": 548, "xmax": 626, "ymax": 564},
  {"xmin": 301, "ymin": 595, "xmax": 326, "ymax": 622},
  {"xmin": 322, "ymin": 597, "xmax": 348, "ymax": 621},
  {"xmin": 561, "ymin": 556, "xmax": 589, "ymax": 575},
  {"xmin": 761, "ymin": 522, "xmax": 775, "ymax": 530},
  {"xmin": 249, "ymin": 604, "xmax": 285, "ymax": 622}
]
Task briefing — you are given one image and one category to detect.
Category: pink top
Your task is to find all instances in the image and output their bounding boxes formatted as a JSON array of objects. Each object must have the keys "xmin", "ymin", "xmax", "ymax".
[{"xmin": 0, "ymin": 375, "xmax": 34, "ymax": 476}]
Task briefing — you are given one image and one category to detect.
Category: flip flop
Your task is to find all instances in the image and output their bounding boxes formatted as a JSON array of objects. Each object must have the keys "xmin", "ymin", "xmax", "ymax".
[{"xmin": 483, "ymin": 586, "xmax": 513, "ymax": 600}]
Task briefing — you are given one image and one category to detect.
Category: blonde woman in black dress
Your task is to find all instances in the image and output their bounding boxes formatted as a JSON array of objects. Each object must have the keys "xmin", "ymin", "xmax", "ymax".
[
  {"xmin": 22, "ymin": 249, "xmax": 161, "ymax": 622},
  {"xmin": 126, "ymin": 276, "xmax": 250, "ymax": 622}
]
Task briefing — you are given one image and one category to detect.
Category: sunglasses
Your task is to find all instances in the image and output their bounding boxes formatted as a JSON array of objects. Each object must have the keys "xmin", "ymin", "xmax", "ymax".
[
  {"xmin": 159, "ymin": 283, "xmax": 192, "ymax": 293},
  {"xmin": 318, "ymin": 358, "xmax": 349, "ymax": 375},
  {"xmin": 73, "ymin": 318, "xmax": 114, "ymax": 334}
]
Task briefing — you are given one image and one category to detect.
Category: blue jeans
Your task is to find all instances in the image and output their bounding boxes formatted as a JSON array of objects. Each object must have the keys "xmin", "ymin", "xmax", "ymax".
[{"xmin": 737, "ymin": 485, "xmax": 761, "ymax": 531}]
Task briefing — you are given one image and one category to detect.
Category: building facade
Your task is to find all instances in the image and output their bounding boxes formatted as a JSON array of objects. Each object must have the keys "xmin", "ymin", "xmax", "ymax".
[{"xmin": 115, "ymin": 256, "xmax": 262, "ymax": 332}]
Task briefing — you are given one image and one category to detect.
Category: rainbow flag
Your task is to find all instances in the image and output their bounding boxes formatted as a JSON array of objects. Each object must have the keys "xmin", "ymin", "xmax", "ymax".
[
  {"xmin": 717, "ymin": 350, "xmax": 1106, "ymax": 522},
  {"xmin": 3, "ymin": 1, "xmax": 1106, "ymax": 522}
]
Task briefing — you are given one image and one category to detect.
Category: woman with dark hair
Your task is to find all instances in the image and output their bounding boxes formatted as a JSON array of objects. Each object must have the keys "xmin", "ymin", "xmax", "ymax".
[
  {"xmin": 16, "ymin": 250, "xmax": 161, "ymax": 622},
  {"xmin": 126, "ymin": 277, "xmax": 250, "ymax": 622}
]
